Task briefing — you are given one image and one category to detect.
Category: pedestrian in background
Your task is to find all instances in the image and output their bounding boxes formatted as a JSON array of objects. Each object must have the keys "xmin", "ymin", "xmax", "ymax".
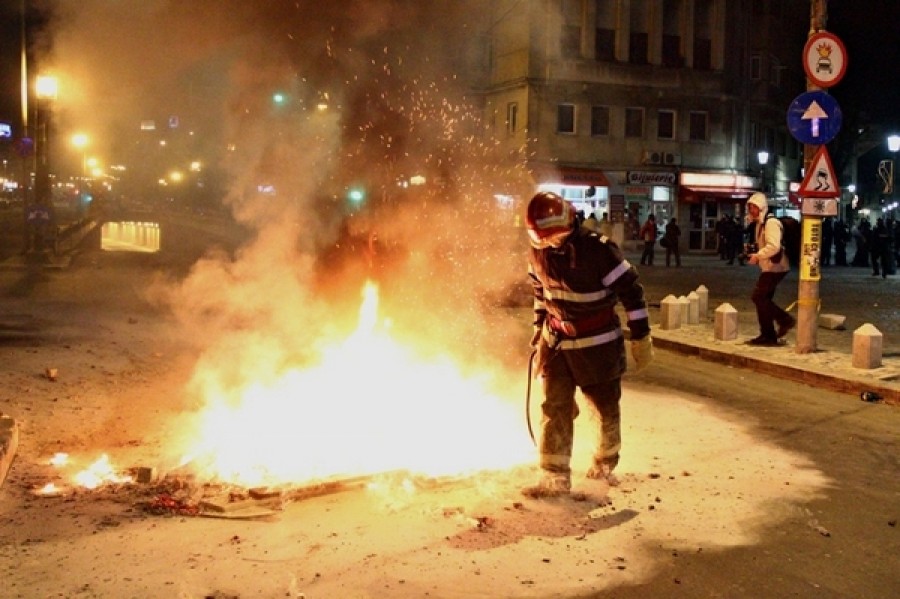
[
  {"xmin": 872, "ymin": 217, "xmax": 893, "ymax": 278},
  {"xmin": 851, "ymin": 219, "xmax": 870, "ymax": 267},
  {"xmin": 834, "ymin": 219, "xmax": 849, "ymax": 266},
  {"xmin": 745, "ymin": 193, "xmax": 795, "ymax": 346},
  {"xmin": 522, "ymin": 191, "xmax": 653, "ymax": 498},
  {"xmin": 663, "ymin": 217, "xmax": 681, "ymax": 267},
  {"xmin": 639, "ymin": 214, "xmax": 657, "ymax": 266},
  {"xmin": 727, "ymin": 215, "xmax": 746, "ymax": 265}
]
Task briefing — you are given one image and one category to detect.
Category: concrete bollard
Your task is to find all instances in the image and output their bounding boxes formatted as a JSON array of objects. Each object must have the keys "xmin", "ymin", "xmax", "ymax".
[
  {"xmin": 659, "ymin": 294, "xmax": 681, "ymax": 330},
  {"xmin": 819, "ymin": 313, "xmax": 847, "ymax": 330},
  {"xmin": 852, "ymin": 323, "xmax": 883, "ymax": 369},
  {"xmin": 678, "ymin": 296, "xmax": 690, "ymax": 325},
  {"xmin": 695, "ymin": 285, "xmax": 709, "ymax": 317},
  {"xmin": 714, "ymin": 303, "xmax": 739, "ymax": 341},
  {"xmin": 687, "ymin": 291, "xmax": 700, "ymax": 324}
]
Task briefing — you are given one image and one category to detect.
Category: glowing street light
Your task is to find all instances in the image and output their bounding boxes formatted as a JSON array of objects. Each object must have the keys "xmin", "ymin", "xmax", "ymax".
[
  {"xmin": 35, "ymin": 75, "xmax": 58, "ymax": 101},
  {"xmin": 757, "ymin": 150, "xmax": 770, "ymax": 194},
  {"xmin": 888, "ymin": 134, "xmax": 900, "ymax": 153}
]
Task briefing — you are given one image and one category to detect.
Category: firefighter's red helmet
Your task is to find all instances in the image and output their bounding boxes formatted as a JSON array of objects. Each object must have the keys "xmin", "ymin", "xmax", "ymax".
[{"xmin": 525, "ymin": 191, "xmax": 575, "ymax": 248}]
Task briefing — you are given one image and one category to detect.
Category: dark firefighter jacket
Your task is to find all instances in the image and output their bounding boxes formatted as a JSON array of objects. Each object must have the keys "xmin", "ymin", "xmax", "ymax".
[{"xmin": 528, "ymin": 226, "xmax": 651, "ymax": 385}]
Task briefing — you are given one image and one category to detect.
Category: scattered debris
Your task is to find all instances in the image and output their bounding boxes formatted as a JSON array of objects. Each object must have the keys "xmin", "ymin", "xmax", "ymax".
[
  {"xmin": 808, "ymin": 520, "xmax": 832, "ymax": 537},
  {"xmin": 860, "ymin": 391, "xmax": 883, "ymax": 403},
  {"xmin": 131, "ymin": 466, "xmax": 157, "ymax": 484}
]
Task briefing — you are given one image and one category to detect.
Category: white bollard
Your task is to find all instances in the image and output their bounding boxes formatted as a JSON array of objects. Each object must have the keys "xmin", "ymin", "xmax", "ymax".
[
  {"xmin": 852, "ymin": 323, "xmax": 883, "ymax": 369},
  {"xmin": 687, "ymin": 291, "xmax": 700, "ymax": 325},
  {"xmin": 678, "ymin": 295, "xmax": 690, "ymax": 326},
  {"xmin": 714, "ymin": 303, "xmax": 739, "ymax": 341},
  {"xmin": 695, "ymin": 285, "xmax": 709, "ymax": 317},
  {"xmin": 659, "ymin": 294, "xmax": 681, "ymax": 330}
]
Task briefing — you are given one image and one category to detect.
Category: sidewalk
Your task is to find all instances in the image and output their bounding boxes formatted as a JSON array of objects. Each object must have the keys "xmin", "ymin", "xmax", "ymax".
[
  {"xmin": 630, "ymin": 249, "xmax": 900, "ymax": 406},
  {"xmin": 651, "ymin": 317, "xmax": 900, "ymax": 406}
]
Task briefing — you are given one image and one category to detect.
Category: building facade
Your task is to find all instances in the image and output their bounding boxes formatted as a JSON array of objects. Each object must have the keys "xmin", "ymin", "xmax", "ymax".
[{"xmin": 474, "ymin": 0, "xmax": 808, "ymax": 251}]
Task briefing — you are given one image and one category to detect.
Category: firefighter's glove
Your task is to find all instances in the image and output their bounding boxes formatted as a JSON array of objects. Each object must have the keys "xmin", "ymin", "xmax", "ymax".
[{"xmin": 630, "ymin": 335, "xmax": 654, "ymax": 374}]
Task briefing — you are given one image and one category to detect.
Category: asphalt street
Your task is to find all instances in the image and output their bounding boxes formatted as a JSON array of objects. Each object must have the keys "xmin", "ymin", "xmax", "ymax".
[{"xmin": 0, "ymin": 214, "xmax": 897, "ymax": 598}]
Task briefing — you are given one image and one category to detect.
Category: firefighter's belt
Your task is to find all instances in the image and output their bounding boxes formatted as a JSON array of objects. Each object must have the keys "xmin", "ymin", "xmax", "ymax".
[{"xmin": 548, "ymin": 310, "xmax": 615, "ymax": 337}]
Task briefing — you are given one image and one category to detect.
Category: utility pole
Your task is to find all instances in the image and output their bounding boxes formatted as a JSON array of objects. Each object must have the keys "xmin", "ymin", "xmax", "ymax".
[{"xmin": 795, "ymin": 0, "xmax": 829, "ymax": 354}]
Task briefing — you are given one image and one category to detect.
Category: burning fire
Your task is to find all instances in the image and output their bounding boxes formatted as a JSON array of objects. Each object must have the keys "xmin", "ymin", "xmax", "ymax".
[
  {"xmin": 36, "ymin": 453, "xmax": 134, "ymax": 496},
  {"xmin": 177, "ymin": 280, "xmax": 534, "ymax": 488}
]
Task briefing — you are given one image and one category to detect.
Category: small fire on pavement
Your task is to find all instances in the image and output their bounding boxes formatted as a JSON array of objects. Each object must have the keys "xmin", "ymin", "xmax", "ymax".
[{"xmin": 37, "ymin": 280, "xmax": 535, "ymax": 506}]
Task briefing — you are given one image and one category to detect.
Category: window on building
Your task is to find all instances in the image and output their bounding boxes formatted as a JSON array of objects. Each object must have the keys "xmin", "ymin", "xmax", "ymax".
[
  {"xmin": 560, "ymin": 0, "xmax": 581, "ymax": 58},
  {"xmin": 629, "ymin": 32, "xmax": 649, "ymax": 65},
  {"xmin": 689, "ymin": 111, "xmax": 708, "ymax": 142},
  {"xmin": 595, "ymin": 28, "xmax": 615, "ymax": 61},
  {"xmin": 625, "ymin": 107, "xmax": 644, "ymax": 138},
  {"xmin": 662, "ymin": 0, "xmax": 683, "ymax": 66},
  {"xmin": 662, "ymin": 35, "xmax": 683, "ymax": 67},
  {"xmin": 594, "ymin": 0, "xmax": 617, "ymax": 61},
  {"xmin": 658, "ymin": 110, "xmax": 676, "ymax": 140},
  {"xmin": 629, "ymin": 0, "xmax": 649, "ymax": 65},
  {"xmin": 557, "ymin": 104, "xmax": 576, "ymax": 134},
  {"xmin": 750, "ymin": 55, "xmax": 762, "ymax": 80},
  {"xmin": 693, "ymin": 0, "xmax": 713, "ymax": 70},
  {"xmin": 591, "ymin": 105, "xmax": 610, "ymax": 136},
  {"xmin": 693, "ymin": 38, "xmax": 712, "ymax": 70},
  {"xmin": 506, "ymin": 102, "xmax": 518, "ymax": 136},
  {"xmin": 561, "ymin": 25, "xmax": 581, "ymax": 58}
]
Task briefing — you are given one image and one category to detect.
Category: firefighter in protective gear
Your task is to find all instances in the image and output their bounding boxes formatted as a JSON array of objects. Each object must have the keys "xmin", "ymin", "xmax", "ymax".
[{"xmin": 523, "ymin": 191, "xmax": 653, "ymax": 498}]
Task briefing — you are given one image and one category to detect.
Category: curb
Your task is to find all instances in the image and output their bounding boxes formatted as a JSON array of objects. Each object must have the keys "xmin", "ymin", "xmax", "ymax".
[{"xmin": 654, "ymin": 336, "xmax": 899, "ymax": 406}]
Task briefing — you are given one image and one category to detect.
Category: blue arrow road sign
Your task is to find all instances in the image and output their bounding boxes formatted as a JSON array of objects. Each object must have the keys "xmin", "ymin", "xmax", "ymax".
[{"xmin": 786, "ymin": 91, "xmax": 842, "ymax": 145}]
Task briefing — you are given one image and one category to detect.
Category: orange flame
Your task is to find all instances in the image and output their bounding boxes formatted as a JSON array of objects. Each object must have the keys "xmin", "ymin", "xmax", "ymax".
[{"xmin": 178, "ymin": 281, "xmax": 534, "ymax": 487}]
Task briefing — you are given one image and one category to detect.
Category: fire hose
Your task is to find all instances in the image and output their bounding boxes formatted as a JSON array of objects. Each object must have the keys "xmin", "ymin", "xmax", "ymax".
[{"xmin": 525, "ymin": 349, "xmax": 537, "ymax": 446}]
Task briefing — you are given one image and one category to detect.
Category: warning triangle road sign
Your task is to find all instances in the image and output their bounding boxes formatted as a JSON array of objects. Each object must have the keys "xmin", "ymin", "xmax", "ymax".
[{"xmin": 799, "ymin": 146, "xmax": 840, "ymax": 198}]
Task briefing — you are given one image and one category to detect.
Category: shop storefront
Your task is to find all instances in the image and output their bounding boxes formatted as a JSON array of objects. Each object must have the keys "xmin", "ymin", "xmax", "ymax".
[
  {"xmin": 532, "ymin": 165, "xmax": 612, "ymax": 217},
  {"xmin": 624, "ymin": 171, "xmax": 677, "ymax": 241},
  {"xmin": 678, "ymin": 172, "xmax": 758, "ymax": 252}
]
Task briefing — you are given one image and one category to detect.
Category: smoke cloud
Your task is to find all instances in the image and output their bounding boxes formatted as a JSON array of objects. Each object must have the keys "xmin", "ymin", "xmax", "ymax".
[{"xmin": 39, "ymin": 1, "xmax": 534, "ymax": 397}]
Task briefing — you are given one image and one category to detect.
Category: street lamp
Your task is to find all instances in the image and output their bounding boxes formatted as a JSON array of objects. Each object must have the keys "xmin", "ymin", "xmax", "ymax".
[
  {"xmin": 26, "ymin": 74, "xmax": 58, "ymax": 253},
  {"xmin": 34, "ymin": 74, "xmax": 58, "ymax": 204},
  {"xmin": 886, "ymin": 134, "xmax": 900, "ymax": 217},
  {"xmin": 757, "ymin": 150, "xmax": 770, "ymax": 194}
]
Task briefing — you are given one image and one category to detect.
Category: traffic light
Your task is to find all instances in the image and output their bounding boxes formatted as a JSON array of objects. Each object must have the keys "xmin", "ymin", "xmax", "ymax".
[{"xmin": 347, "ymin": 187, "xmax": 366, "ymax": 203}]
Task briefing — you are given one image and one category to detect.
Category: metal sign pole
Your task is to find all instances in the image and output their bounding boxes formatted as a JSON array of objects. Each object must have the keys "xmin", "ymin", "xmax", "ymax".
[{"xmin": 796, "ymin": 0, "xmax": 831, "ymax": 354}]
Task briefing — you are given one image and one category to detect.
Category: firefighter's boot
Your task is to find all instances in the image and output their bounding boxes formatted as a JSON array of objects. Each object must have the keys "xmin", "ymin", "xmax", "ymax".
[
  {"xmin": 586, "ymin": 461, "xmax": 620, "ymax": 487},
  {"xmin": 520, "ymin": 473, "xmax": 571, "ymax": 498}
]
